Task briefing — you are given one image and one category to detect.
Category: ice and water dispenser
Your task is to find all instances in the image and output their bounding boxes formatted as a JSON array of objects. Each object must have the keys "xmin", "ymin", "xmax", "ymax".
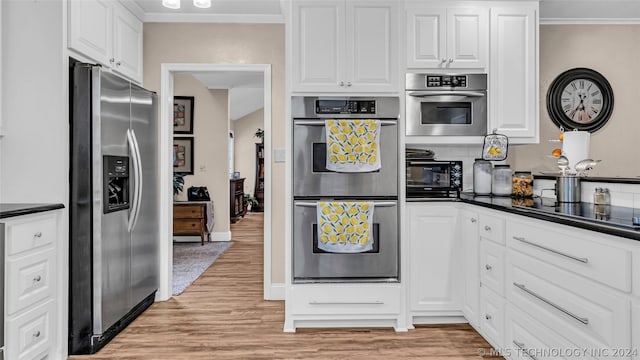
[{"xmin": 103, "ymin": 156, "xmax": 130, "ymax": 213}]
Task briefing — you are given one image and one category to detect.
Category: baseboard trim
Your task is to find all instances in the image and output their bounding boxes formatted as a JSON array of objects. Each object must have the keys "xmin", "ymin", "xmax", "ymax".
[
  {"xmin": 211, "ymin": 231, "xmax": 231, "ymax": 241},
  {"xmin": 267, "ymin": 283, "xmax": 285, "ymax": 300}
]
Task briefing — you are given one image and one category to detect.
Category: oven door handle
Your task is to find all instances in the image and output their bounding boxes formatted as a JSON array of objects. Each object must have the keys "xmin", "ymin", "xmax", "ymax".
[
  {"xmin": 294, "ymin": 120, "xmax": 396, "ymax": 126},
  {"xmin": 407, "ymin": 91, "xmax": 486, "ymax": 97},
  {"xmin": 295, "ymin": 201, "xmax": 396, "ymax": 207}
]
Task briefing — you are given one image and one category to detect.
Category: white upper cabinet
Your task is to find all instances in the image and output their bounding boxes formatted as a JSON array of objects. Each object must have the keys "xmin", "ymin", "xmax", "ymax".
[
  {"xmin": 69, "ymin": 0, "xmax": 143, "ymax": 84},
  {"xmin": 489, "ymin": 4, "xmax": 538, "ymax": 143},
  {"xmin": 291, "ymin": 0, "xmax": 398, "ymax": 93},
  {"xmin": 406, "ymin": 6, "xmax": 488, "ymax": 69}
]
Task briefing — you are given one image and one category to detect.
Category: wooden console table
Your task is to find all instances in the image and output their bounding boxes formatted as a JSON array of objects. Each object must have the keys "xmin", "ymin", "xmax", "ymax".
[{"xmin": 173, "ymin": 201, "xmax": 212, "ymax": 245}]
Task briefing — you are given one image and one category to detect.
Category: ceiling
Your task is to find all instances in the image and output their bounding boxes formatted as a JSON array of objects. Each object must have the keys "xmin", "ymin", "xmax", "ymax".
[{"xmin": 130, "ymin": 0, "xmax": 640, "ymax": 22}]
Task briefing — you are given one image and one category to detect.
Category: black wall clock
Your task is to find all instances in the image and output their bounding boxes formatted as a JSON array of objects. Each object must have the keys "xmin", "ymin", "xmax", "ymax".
[{"xmin": 546, "ymin": 67, "xmax": 614, "ymax": 132}]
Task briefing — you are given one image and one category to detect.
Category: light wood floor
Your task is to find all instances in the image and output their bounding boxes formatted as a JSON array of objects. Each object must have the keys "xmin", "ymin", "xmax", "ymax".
[{"xmin": 70, "ymin": 213, "xmax": 501, "ymax": 359}]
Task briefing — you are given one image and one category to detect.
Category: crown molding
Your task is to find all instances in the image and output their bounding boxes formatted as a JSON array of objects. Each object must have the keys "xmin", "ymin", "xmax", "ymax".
[
  {"xmin": 119, "ymin": 0, "xmax": 146, "ymax": 21},
  {"xmin": 143, "ymin": 12, "xmax": 285, "ymax": 23}
]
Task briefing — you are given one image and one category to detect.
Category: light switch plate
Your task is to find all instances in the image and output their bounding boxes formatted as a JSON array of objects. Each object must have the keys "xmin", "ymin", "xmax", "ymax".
[{"xmin": 274, "ymin": 148, "xmax": 286, "ymax": 163}]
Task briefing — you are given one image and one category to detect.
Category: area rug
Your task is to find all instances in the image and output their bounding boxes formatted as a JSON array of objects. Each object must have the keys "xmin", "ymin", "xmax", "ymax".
[{"xmin": 172, "ymin": 241, "xmax": 233, "ymax": 296}]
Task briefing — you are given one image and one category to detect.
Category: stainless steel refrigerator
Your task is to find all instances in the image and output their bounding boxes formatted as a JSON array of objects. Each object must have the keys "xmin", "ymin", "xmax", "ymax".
[{"xmin": 69, "ymin": 61, "xmax": 159, "ymax": 354}]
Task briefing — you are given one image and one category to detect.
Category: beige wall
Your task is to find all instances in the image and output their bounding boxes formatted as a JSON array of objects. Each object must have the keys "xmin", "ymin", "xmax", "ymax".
[
  {"xmin": 232, "ymin": 109, "xmax": 264, "ymax": 198},
  {"xmin": 173, "ymin": 74, "xmax": 230, "ymax": 233},
  {"xmin": 509, "ymin": 25, "xmax": 640, "ymax": 177},
  {"xmin": 143, "ymin": 23, "xmax": 286, "ymax": 282}
]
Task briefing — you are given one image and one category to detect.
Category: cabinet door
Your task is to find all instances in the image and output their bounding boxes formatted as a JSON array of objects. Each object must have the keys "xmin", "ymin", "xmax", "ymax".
[
  {"xmin": 68, "ymin": 0, "xmax": 112, "ymax": 67},
  {"xmin": 406, "ymin": 7, "xmax": 446, "ymax": 68},
  {"xmin": 460, "ymin": 210, "xmax": 480, "ymax": 326},
  {"xmin": 408, "ymin": 204, "xmax": 462, "ymax": 313},
  {"xmin": 345, "ymin": 1, "xmax": 398, "ymax": 91},
  {"xmin": 489, "ymin": 5, "xmax": 538, "ymax": 142},
  {"xmin": 292, "ymin": 1, "xmax": 344, "ymax": 92},
  {"xmin": 634, "ymin": 302, "xmax": 640, "ymax": 360},
  {"xmin": 113, "ymin": 3, "xmax": 143, "ymax": 83},
  {"xmin": 446, "ymin": 7, "xmax": 488, "ymax": 69}
]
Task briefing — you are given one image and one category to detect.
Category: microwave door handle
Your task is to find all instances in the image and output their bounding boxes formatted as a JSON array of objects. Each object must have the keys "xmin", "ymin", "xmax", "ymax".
[
  {"xmin": 295, "ymin": 201, "xmax": 396, "ymax": 207},
  {"xmin": 294, "ymin": 120, "xmax": 396, "ymax": 126},
  {"xmin": 408, "ymin": 91, "xmax": 486, "ymax": 97}
]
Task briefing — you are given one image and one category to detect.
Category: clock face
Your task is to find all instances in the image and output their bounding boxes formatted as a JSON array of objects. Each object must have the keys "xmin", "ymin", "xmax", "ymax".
[
  {"xmin": 547, "ymin": 68, "xmax": 614, "ymax": 133},
  {"xmin": 561, "ymin": 79, "xmax": 604, "ymax": 124}
]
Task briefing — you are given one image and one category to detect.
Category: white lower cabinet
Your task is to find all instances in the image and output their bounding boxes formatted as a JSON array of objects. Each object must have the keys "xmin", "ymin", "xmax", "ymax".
[
  {"xmin": 480, "ymin": 239, "xmax": 505, "ymax": 296},
  {"xmin": 407, "ymin": 204, "xmax": 463, "ymax": 319},
  {"xmin": 461, "ymin": 209, "xmax": 480, "ymax": 326},
  {"xmin": 634, "ymin": 302, "xmax": 640, "ymax": 360},
  {"xmin": 2, "ymin": 210, "xmax": 64, "ymax": 360},
  {"xmin": 479, "ymin": 286, "xmax": 505, "ymax": 349}
]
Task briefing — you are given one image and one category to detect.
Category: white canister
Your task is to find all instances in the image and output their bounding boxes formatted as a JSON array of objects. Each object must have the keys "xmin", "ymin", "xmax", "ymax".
[
  {"xmin": 473, "ymin": 159, "xmax": 492, "ymax": 195},
  {"xmin": 492, "ymin": 165, "xmax": 512, "ymax": 196},
  {"xmin": 562, "ymin": 131, "xmax": 590, "ymax": 173}
]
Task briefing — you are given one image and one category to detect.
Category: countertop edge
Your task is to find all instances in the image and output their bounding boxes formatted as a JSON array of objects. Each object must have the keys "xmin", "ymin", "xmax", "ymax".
[
  {"xmin": 458, "ymin": 197, "xmax": 640, "ymax": 242},
  {"xmin": 0, "ymin": 203, "xmax": 65, "ymax": 219}
]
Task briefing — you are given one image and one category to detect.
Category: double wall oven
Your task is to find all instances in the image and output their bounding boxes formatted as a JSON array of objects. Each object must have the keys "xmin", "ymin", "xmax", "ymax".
[{"xmin": 292, "ymin": 97, "xmax": 399, "ymax": 283}]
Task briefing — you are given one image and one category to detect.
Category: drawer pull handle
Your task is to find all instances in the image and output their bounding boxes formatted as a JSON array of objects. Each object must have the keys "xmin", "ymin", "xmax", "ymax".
[
  {"xmin": 33, "ymin": 330, "xmax": 41, "ymax": 338},
  {"xmin": 485, "ymin": 264, "xmax": 492, "ymax": 271},
  {"xmin": 33, "ymin": 275, "xmax": 42, "ymax": 282},
  {"xmin": 512, "ymin": 236, "xmax": 589, "ymax": 263},
  {"xmin": 485, "ymin": 314, "xmax": 492, "ymax": 320},
  {"xmin": 484, "ymin": 225, "xmax": 491, "ymax": 231},
  {"xmin": 309, "ymin": 300, "xmax": 384, "ymax": 305},
  {"xmin": 34, "ymin": 232, "xmax": 43, "ymax": 238},
  {"xmin": 513, "ymin": 340, "xmax": 538, "ymax": 360},
  {"xmin": 471, "ymin": 218, "xmax": 477, "ymax": 223},
  {"xmin": 513, "ymin": 282, "xmax": 589, "ymax": 325}
]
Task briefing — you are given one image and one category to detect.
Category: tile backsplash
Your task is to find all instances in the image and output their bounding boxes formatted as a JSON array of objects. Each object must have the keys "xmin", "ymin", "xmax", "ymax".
[{"xmin": 534, "ymin": 178, "xmax": 640, "ymax": 208}]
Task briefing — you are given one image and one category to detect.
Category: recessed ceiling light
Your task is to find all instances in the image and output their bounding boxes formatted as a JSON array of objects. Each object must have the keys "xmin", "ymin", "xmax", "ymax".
[
  {"xmin": 193, "ymin": 0, "xmax": 211, "ymax": 8},
  {"xmin": 162, "ymin": 0, "xmax": 180, "ymax": 9}
]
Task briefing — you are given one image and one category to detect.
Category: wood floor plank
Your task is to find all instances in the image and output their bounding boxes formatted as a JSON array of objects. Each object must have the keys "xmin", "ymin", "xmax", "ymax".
[{"xmin": 69, "ymin": 213, "xmax": 502, "ymax": 359}]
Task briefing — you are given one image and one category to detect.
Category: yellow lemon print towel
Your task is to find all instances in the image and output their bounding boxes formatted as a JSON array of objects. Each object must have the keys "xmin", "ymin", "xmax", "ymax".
[
  {"xmin": 325, "ymin": 119, "xmax": 381, "ymax": 172},
  {"xmin": 317, "ymin": 201, "xmax": 374, "ymax": 253}
]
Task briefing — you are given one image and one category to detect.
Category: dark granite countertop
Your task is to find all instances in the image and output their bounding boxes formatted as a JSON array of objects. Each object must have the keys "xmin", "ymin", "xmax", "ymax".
[
  {"xmin": 458, "ymin": 193, "xmax": 640, "ymax": 241},
  {"xmin": 0, "ymin": 203, "xmax": 65, "ymax": 219}
]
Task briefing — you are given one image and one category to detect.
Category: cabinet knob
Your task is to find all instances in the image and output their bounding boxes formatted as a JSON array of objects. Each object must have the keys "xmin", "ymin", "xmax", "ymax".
[
  {"xmin": 448, "ymin": 58, "xmax": 454, "ymax": 63},
  {"xmin": 440, "ymin": 58, "xmax": 447, "ymax": 63},
  {"xmin": 33, "ymin": 330, "xmax": 41, "ymax": 338},
  {"xmin": 484, "ymin": 225, "xmax": 491, "ymax": 231},
  {"xmin": 116, "ymin": 61, "xmax": 121, "ymax": 66},
  {"xmin": 470, "ymin": 218, "xmax": 477, "ymax": 223},
  {"xmin": 33, "ymin": 275, "xmax": 42, "ymax": 282},
  {"xmin": 339, "ymin": 81, "xmax": 345, "ymax": 87},
  {"xmin": 109, "ymin": 58, "xmax": 115, "ymax": 64},
  {"xmin": 346, "ymin": 82, "xmax": 352, "ymax": 87},
  {"xmin": 485, "ymin": 314, "xmax": 492, "ymax": 320},
  {"xmin": 485, "ymin": 264, "xmax": 492, "ymax": 271},
  {"xmin": 34, "ymin": 231, "xmax": 43, "ymax": 238}
]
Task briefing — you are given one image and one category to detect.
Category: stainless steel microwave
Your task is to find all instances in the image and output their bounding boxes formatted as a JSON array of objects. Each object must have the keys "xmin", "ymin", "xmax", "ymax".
[{"xmin": 405, "ymin": 73, "xmax": 487, "ymax": 136}]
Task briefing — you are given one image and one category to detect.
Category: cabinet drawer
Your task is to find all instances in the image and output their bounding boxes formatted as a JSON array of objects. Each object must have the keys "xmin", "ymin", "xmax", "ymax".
[
  {"xmin": 173, "ymin": 219, "xmax": 204, "ymax": 233},
  {"xmin": 507, "ymin": 220, "xmax": 632, "ymax": 292},
  {"xmin": 480, "ymin": 239, "xmax": 505, "ymax": 296},
  {"xmin": 479, "ymin": 214, "xmax": 505, "ymax": 244},
  {"xmin": 506, "ymin": 305, "xmax": 593, "ymax": 360},
  {"xmin": 479, "ymin": 287, "xmax": 505, "ymax": 349},
  {"xmin": 173, "ymin": 205, "xmax": 204, "ymax": 219},
  {"xmin": 507, "ymin": 251, "xmax": 631, "ymax": 352},
  {"xmin": 5, "ymin": 213, "xmax": 56, "ymax": 256},
  {"xmin": 6, "ymin": 300, "xmax": 55, "ymax": 360},
  {"xmin": 290, "ymin": 285, "xmax": 400, "ymax": 316},
  {"xmin": 6, "ymin": 248, "xmax": 56, "ymax": 316}
]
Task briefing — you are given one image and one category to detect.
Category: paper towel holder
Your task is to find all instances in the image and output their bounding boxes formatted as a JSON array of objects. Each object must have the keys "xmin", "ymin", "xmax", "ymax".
[{"xmin": 546, "ymin": 67, "xmax": 614, "ymax": 133}]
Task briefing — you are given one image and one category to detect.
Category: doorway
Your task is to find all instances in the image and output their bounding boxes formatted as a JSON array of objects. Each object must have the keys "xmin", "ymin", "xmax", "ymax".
[{"xmin": 158, "ymin": 64, "xmax": 272, "ymax": 301}]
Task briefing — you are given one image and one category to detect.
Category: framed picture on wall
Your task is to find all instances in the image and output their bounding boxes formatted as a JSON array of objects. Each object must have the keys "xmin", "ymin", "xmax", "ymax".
[
  {"xmin": 173, "ymin": 137, "xmax": 194, "ymax": 174},
  {"xmin": 173, "ymin": 96, "xmax": 194, "ymax": 134}
]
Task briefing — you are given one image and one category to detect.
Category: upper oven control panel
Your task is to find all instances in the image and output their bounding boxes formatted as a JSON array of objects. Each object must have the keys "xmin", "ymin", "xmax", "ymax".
[
  {"xmin": 426, "ymin": 75, "xmax": 467, "ymax": 88},
  {"xmin": 315, "ymin": 100, "xmax": 376, "ymax": 114}
]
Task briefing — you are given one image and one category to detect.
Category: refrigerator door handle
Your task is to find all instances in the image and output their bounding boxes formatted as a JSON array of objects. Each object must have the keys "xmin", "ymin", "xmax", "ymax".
[
  {"xmin": 126, "ymin": 129, "xmax": 141, "ymax": 232},
  {"xmin": 130, "ymin": 129, "xmax": 143, "ymax": 230}
]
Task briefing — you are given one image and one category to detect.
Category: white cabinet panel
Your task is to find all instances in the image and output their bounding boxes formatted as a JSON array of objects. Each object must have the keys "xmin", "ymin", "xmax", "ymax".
[
  {"xmin": 479, "ymin": 287, "xmax": 505, "ymax": 349},
  {"xmin": 6, "ymin": 248, "xmax": 55, "ymax": 316},
  {"xmin": 68, "ymin": 0, "xmax": 112, "ymax": 66},
  {"xmin": 406, "ymin": 6, "xmax": 487, "ymax": 69},
  {"xmin": 113, "ymin": 4, "xmax": 143, "ymax": 82},
  {"xmin": 634, "ymin": 302, "xmax": 640, "ymax": 360},
  {"xmin": 6, "ymin": 300, "xmax": 56, "ymax": 360},
  {"xmin": 480, "ymin": 239, "xmax": 505, "ymax": 296},
  {"xmin": 479, "ymin": 213, "xmax": 505, "ymax": 245},
  {"xmin": 461, "ymin": 210, "xmax": 480, "ymax": 326},
  {"xmin": 346, "ymin": 1, "xmax": 398, "ymax": 91},
  {"xmin": 489, "ymin": 5, "xmax": 538, "ymax": 142},
  {"xmin": 292, "ymin": 0, "xmax": 398, "ymax": 92},
  {"xmin": 408, "ymin": 204, "xmax": 462, "ymax": 313},
  {"xmin": 290, "ymin": 285, "xmax": 400, "ymax": 316},
  {"xmin": 292, "ymin": 1, "xmax": 343, "ymax": 92},
  {"xmin": 5, "ymin": 213, "xmax": 56, "ymax": 256}
]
